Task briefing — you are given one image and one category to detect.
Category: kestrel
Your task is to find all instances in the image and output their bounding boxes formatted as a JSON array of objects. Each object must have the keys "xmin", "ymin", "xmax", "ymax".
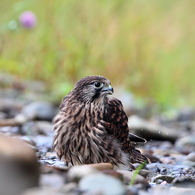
[{"xmin": 53, "ymin": 75, "xmax": 148, "ymax": 169}]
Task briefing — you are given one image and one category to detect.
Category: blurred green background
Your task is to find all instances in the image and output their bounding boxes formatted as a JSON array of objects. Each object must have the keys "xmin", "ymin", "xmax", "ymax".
[{"xmin": 1, "ymin": 0, "xmax": 195, "ymax": 107}]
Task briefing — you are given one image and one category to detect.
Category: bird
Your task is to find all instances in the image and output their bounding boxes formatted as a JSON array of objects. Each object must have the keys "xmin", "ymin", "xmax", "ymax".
[{"xmin": 53, "ymin": 75, "xmax": 149, "ymax": 169}]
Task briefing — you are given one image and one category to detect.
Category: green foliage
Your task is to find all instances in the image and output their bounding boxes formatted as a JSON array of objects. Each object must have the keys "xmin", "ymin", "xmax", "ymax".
[{"xmin": 1, "ymin": 0, "xmax": 195, "ymax": 106}]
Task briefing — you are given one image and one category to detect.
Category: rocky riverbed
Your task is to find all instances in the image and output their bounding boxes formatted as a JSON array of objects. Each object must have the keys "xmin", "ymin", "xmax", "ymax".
[{"xmin": 0, "ymin": 77, "xmax": 195, "ymax": 195}]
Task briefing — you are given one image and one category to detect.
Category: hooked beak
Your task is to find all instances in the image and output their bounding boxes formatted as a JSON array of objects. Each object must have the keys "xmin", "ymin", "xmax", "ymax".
[{"xmin": 101, "ymin": 85, "xmax": 114, "ymax": 95}]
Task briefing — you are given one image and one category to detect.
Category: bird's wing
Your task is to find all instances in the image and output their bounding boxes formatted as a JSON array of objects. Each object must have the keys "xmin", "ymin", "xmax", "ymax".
[
  {"xmin": 105, "ymin": 97, "xmax": 146, "ymax": 143},
  {"xmin": 104, "ymin": 97, "xmax": 131, "ymax": 152},
  {"xmin": 104, "ymin": 97, "xmax": 149, "ymax": 164}
]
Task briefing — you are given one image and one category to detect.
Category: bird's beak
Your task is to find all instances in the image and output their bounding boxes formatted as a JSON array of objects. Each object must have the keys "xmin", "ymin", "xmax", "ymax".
[{"xmin": 101, "ymin": 85, "xmax": 114, "ymax": 95}]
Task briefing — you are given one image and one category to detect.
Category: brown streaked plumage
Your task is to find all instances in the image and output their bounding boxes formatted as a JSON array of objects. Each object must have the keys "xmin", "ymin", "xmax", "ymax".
[{"xmin": 53, "ymin": 75, "xmax": 149, "ymax": 169}]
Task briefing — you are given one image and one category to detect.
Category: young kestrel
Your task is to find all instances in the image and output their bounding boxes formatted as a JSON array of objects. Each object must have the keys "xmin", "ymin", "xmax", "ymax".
[{"xmin": 53, "ymin": 75, "xmax": 148, "ymax": 169}]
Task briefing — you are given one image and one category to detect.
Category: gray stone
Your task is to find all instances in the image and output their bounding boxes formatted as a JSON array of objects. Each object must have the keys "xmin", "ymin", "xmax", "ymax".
[
  {"xmin": 139, "ymin": 185, "xmax": 169, "ymax": 195},
  {"xmin": 22, "ymin": 187, "xmax": 64, "ymax": 195},
  {"xmin": 128, "ymin": 115, "xmax": 178, "ymax": 142},
  {"xmin": 139, "ymin": 186, "xmax": 195, "ymax": 195},
  {"xmin": 172, "ymin": 177, "xmax": 195, "ymax": 189},
  {"xmin": 169, "ymin": 187, "xmax": 195, "ymax": 195},
  {"xmin": 175, "ymin": 135, "xmax": 195, "ymax": 148},
  {"xmin": 40, "ymin": 174, "xmax": 64, "ymax": 189},
  {"xmin": 21, "ymin": 101, "xmax": 57, "ymax": 120},
  {"xmin": 22, "ymin": 121, "xmax": 53, "ymax": 136},
  {"xmin": 184, "ymin": 152, "xmax": 195, "ymax": 162},
  {"xmin": 117, "ymin": 170, "xmax": 145, "ymax": 184},
  {"xmin": 0, "ymin": 134, "xmax": 39, "ymax": 195},
  {"xmin": 182, "ymin": 160, "xmax": 195, "ymax": 167},
  {"xmin": 79, "ymin": 173, "xmax": 126, "ymax": 195},
  {"xmin": 151, "ymin": 174, "xmax": 175, "ymax": 184},
  {"xmin": 60, "ymin": 182, "xmax": 77, "ymax": 194},
  {"xmin": 67, "ymin": 165, "xmax": 100, "ymax": 183}
]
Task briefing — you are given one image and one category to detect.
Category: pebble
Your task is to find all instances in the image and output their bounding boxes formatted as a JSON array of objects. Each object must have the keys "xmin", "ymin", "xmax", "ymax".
[
  {"xmin": 0, "ymin": 134, "xmax": 39, "ymax": 195},
  {"xmin": 60, "ymin": 182, "xmax": 78, "ymax": 194},
  {"xmin": 79, "ymin": 173, "xmax": 126, "ymax": 195},
  {"xmin": 182, "ymin": 160, "xmax": 195, "ymax": 168},
  {"xmin": 21, "ymin": 187, "xmax": 64, "ymax": 195},
  {"xmin": 67, "ymin": 165, "xmax": 100, "ymax": 183},
  {"xmin": 175, "ymin": 135, "xmax": 195, "ymax": 148},
  {"xmin": 139, "ymin": 185, "xmax": 169, "ymax": 195},
  {"xmin": 151, "ymin": 174, "xmax": 175, "ymax": 184},
  {"xmin": 140, "ymin": 185, "xmax": 195, "ymax": 195},
  {"xmin": 40, "ymin": 173, "xmax": 65, "ymax": 189},
  {"xmin": 117, "ymin": 170, "xmax": 145, "ymax": 184},
  {"xmin": 169, "ymin": 187, "xmax": 195, "ymax": 195},
  {"xmin": 172, "ymin": 177, "xmax": 195, "ymax": 188},
  {"xmin": 21, "ymin": 101, "xmax": 57, "ymax": 121},
  {"xmin": 22, "ymin": 121, "xmax": 53, "ymax": 136},
  {"xmin": 184, "ymin": 152, "xmax": 195, "ymax": 162},
  {"xmin": 128, "ymin": 115, "xmax": 178, "ymax": 142}
]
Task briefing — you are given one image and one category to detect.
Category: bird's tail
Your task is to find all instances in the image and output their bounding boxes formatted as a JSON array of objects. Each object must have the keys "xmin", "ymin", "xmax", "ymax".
[{"xmin": 130, "ymin": 148, "xmax": 149, "ymax": 164}]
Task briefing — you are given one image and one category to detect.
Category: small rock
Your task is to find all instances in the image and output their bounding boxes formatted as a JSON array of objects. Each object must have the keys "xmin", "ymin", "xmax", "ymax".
[
  {"xmin": 146, "ymin": 163, "xmax": 195, "ymax": 180},
  {"xmin": 182, "ymin": 160, "xmax": 195, "ymax": 168},
  {"xmin": 22, "ymin": 187, "xmax": 64, "ymax": 195},
  {"xmin": 172, "ymin": 177, "xmax": 195, "ymax": 189},
  {"xmin": 67, "ymin": 165, "xmax": 100, "ymax": 183},
  {"xmin": 140, "ymin": 185, "xmax": 169, "ymax": 195},
  {"xmin": 169, "ymin": 187, "xmax": 195, "ymax": 195},
  {"xmin": 0, "ymin": 126, "xmax": 20, "ymax": 134},
  {"xmin": 40, "ymin": 173, "xmax": 65, "ymax": 189},
  {"xmin": 21, "ymin": 101, "xmax": 57, "ymax": 121},
  {"xmin": 79, "ymin": 173, "xmax": 126, "ymax": 195},
  {"xmin": 117, "ymin": 170, "xmax": 144, "ymax": 184},
  {"xmin": 103, "ymin": 169, "xmax": 123, "ymax": 181},
  {"xmin": 128, "ymin": 115, "xmax": 178, "ymax": 142},
  {"xmin": 22, "ymin": 121, "xmax": 53, "ymax": 136},
  {"xmin": 60, "ymin": 182, "xmax": 78, "ymax": 194},
  {"xmin": 0, "ymin": 97, "xmax": 25, "ymax": 114},
  {"xmin": 117, "ymin": 170, "xmax": 150, "ymax": 190},
  {"xmin": 0, "ymin": 134, "xmax": 39, "ymax": 195},
  {"xmin": 32, "ymin": 135, "xmax": 53, "ymax": 150},
  {"xmin": 151, "ymin": 174, "xmax": 175, "ymax": 184},
  {"xmin": 44, "ymin": 151, "xmax": 58, "ymax": 160},
  {"xmin": 184, "ymin": 152, "xmax": 195, "ymax": 162},
  {"xmin": 175, "ymin": 135, "xmax": 195, "ymax": 151}
]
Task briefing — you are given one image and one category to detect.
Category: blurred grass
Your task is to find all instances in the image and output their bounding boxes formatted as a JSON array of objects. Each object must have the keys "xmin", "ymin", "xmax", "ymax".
[{"xmin": 0, "ymin": 0, "xmax": 195, "ymax": 106}]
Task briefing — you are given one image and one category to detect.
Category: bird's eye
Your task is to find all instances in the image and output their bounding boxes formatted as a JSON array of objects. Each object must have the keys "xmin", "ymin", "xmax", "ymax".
[{"xmin": 94, "ymin": 82, "xmax": 103, "ymax": 88}]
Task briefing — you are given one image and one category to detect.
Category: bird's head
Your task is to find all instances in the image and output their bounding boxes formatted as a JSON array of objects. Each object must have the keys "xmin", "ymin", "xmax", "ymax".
[{"xmin": 73, "ymin": 75, "xmax": 114, "ymax": 103}]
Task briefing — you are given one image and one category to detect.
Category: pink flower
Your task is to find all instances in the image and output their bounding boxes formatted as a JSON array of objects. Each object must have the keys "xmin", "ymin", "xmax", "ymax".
[{"xmin": 19, "ymin": 11, "xmax": 37, "ymax": 29}]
